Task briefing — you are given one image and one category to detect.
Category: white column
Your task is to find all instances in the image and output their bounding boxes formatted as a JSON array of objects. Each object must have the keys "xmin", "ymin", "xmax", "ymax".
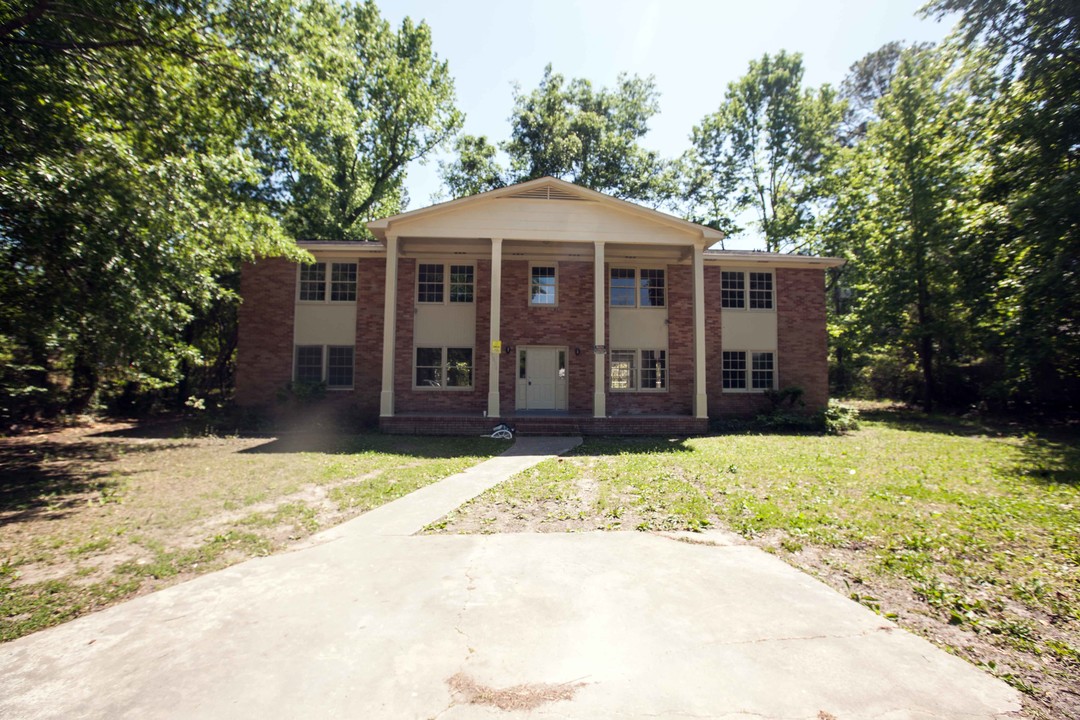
[
  {"xmin": 693, "ymin": 243, "xmax": 708, "ymax": 419},
  {"xmin": 487, "ymin": 238, "xmax": 503, "ymax": 418},
  {"xmin": 593, "ymin": 241, "xmax": 606, "ymax": 418},
  {"xmin": 379, "ymin": 233, "xmax": 398, "ymax": 417}
]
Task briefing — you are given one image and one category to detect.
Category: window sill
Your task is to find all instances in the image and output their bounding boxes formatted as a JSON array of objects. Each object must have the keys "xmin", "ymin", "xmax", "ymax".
[
  {"xmin": 609, "ymin": 388, "xmax": 669, "ymax": 393},
  {"xmin": 719, "ymin": 307, "xmax": 775, "ymax": 313},
  {"xmin": 411, "ymin": 385, "xmax": 475, "ymax": 392}
]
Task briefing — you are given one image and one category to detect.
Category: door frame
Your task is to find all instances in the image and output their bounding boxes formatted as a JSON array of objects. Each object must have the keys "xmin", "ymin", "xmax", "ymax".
[{"xmin": 514, "ymin": 345, "xmax": 569, "ymax": 411}]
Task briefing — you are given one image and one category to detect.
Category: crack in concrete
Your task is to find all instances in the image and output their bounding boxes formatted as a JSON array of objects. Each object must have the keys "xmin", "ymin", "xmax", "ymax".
[{"xmin": 704, "ymin": 624, "xmax": 894, "ymax": 647}]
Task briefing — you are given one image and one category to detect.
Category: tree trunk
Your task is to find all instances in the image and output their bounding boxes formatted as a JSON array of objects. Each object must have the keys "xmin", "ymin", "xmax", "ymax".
[{"xmin": 67, "ymin": 352, "xmax": 98, "ymax": 413}]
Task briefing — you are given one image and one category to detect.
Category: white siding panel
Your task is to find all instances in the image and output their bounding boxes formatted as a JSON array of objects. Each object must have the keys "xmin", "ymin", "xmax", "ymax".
[
  {"xmin": 394, "ymin": 199, "xmax": 697, "ymax": 245},
  {"xmin": 414, "ymin": 304, "xmax": 476, "ymax": 346},
  {"xmin": 609, "ymin": 308, "xmax": 668, "ymax": 348},
  {"xmin": 294, "ymin": 305, "xmax": 357, "ymax": 345},
  {"xmin": 721, "ymin": 312, "xmax": 778, "ymax": 350}
]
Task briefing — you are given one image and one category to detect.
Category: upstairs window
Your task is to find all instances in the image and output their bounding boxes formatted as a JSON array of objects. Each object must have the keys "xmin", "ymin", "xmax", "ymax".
[
  {"xmin": 610, "ymin": 268, "xmax": 665, "ymax": 308},
  {"xmin": 530, "ymin": 265, "xmax": 557, "ymax": 305},
  {"xmin": 299, "ymin": 262, "xmax": 356, "ymax": 303},
  {"xmin": 721, "ymin": 270, "xmax": 773, "ymax": 310},
  {"xmin": 417, "ymin": 264, "xmax": 444, "ymax": 303},
  {"xmin": 417, "ymin": 263, "xmax": 474, "ymax": 304}
]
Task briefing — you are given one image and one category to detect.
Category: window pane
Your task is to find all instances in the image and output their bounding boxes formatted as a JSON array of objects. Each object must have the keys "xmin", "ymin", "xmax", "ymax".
[
  {"xmin": 610, "ymin": 268, "xmax": 635, "ymax": 306},
  {"xmin": 722, "ymin": 350, "xmax": 746, "ymax": 389},
  {"xmin": 639, "ymin": 269, "xmax": 666, "ymax": 307},
  {"xmin": 530, "ymin": 266, "xmax": 556, "ymax": 305},
  {"xmin": 449, "ymin": 265, "xmax": 474, "ymax": 303},
  {"xmin": 610, "ymin": 351, "xmax": 636, "ymax": 389},
  {"xmin": 330, "ymin": 263, "xmax": 357, "ymax": 302},
  {"xmin": 416, "ymin": 347, "xmax": 442, "ymax": 387},
  {"xmin": 446, "ymin": 348, "xmax": 473, "ymax": 387},
  {"xmin": 558, "ymin": 350, "xmax": 566, "ymax": 378},
  {"xmin": 327, "ymin": 346, "xmax": 354, "ymax": 387},
  {"xmin": 749, "ymin": 272, "xmax": 773, "ymax": 309},
  {"xmin": 641, "ymin": 350, "xmax": 667, "ymax": 389},
  {"xmin": 751, "ymin": 352, "xmax": 774, "ymax": 389},
  {"xmin": 721, "ymin": 271, "xmax": 744, "ymax": 309},
  {"xmin": 299, "ymin": 263, "xmax": 326, "ymax": 302},
  {"xmin": 519, "ymin": 349, "xmax": 526, "ymax": 379},
  {"xmin": 417, "ymin": 264, "xmax": 444, "ymax": 303},
  {"xmin": 295, "ymin": 345, "xmax": 323, "ymax": 383}
]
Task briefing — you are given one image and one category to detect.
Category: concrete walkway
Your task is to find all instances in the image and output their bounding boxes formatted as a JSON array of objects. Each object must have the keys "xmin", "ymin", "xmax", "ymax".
[{"xmin": 0, "ymin": 437, "xmax": 1020, "ymax": 720}]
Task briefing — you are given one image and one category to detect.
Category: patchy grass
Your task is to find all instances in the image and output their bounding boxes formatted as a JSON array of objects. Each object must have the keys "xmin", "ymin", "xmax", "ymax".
[
  {"xmin": 426, "ymin": 410, "xmax": 1080, "ymax": 720},
  {"xmin": 0, "ymin": 422, "xmax": 497, "ymax": 642}
]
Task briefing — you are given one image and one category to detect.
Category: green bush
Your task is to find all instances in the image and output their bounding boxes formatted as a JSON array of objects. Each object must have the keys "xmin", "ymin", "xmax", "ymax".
[{"xmin": 823, "ymin": 399, "xmax": 860, "ymax": 435}]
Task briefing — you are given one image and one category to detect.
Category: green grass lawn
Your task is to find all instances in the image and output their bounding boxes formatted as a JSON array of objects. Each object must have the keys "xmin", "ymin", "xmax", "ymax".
[
  {"xmin": 428, "ymin": 409, "xmax": 1080, "ymax": 719},
  {"xmin": 1, "ymin": 424, "xmax": 499, "ymax": 643}
]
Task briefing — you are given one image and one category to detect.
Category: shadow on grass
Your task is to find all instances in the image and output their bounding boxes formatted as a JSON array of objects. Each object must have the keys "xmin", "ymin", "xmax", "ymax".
[
  {"xmin": 0, "ymin": 440, "xmax": 154, "ymax": 523},
  {"xmin": 1014, "ymin": 434, "xmax": 1080, "ymax": 486},
  {"xmin": 238, "ymin": 432, "xmax": 498, "ymax": 459},
  {"xmin": 857, "ymin": 406, "xmax": 1028, "ymax": 438}
]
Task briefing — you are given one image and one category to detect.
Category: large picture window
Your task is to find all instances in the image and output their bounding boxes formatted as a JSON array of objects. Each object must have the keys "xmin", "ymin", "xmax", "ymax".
[
  {"xmin": 722, "ymin": 350, "xmax": 775, "ymax": 391},
  {"xmin": 610, "ymin": 268, "xmax": 666, "ymax": 308},
  {"xmin": 299, "ymin": 262, "xmax": 356, "ymax": 303},
  {"xmin": 417, "ymin": 263, "xmax": 474, "ymax": 304},
  {"xmin": 721, "ymin": 270, "xmax": 773, "ymax": 310},
  {"xmin": 610, "ymin": 349, "xmax": 667, "ymax": 391},
  {"xmin": 414, "ymin": 347, "xmax": 474, "ymax": 389}
]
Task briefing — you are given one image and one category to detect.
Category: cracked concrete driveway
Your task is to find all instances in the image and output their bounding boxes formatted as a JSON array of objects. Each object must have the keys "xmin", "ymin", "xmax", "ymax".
[{"xmin": 0, "ymin": 437, "xmax": 1021, "ymax": 720}]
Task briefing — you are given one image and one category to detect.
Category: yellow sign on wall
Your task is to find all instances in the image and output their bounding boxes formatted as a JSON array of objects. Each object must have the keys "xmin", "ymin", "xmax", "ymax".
[{"xmin": 491, "ymin": 340, "xmax": 502, "ymax": 353}]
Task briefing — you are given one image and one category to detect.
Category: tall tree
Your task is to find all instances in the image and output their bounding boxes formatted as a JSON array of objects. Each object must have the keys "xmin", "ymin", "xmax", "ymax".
[
  {"xmin": 0, "ymin": 0, "xmax": 464, "ymax": 419},
  {"xmin": 924, "ymin": 0, "xmax": 1080, "ymax": 409},
  {"xmin": 438, "ymin": 65, "xmax": 675, "ymax": 206},
  {"xmin": 260, "ymin": 0, "xmax": 462, "ymax": 241},
  {"xmin": 682, "ymin": 51, "xmax": 844, "ymax": 252},
  {"xmin": 839, "ymin": 46, "xmax": 986, "ymax": 411}
]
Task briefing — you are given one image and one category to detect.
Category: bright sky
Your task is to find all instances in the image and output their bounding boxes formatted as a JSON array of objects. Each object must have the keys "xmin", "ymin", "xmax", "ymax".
[{"xmin": 381, "ymin": 0, "xmax": 955, "ymax": 249}]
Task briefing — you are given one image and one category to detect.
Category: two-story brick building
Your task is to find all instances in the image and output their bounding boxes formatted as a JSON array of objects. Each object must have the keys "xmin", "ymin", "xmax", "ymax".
[{"xmin": 236, "ymin": 177, "xmax": 842, "ymax": 434}]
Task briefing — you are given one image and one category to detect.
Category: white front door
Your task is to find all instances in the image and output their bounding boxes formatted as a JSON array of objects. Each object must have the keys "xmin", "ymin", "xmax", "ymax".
[{"xmin": 525, "ymin": 348, "xmax": 559, "ymax": 410}]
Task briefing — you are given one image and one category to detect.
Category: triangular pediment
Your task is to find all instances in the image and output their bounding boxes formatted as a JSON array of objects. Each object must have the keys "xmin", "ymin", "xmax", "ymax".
[{"xmin": 366, "ymin": 177, "xmax": 724, "ymax": 247}]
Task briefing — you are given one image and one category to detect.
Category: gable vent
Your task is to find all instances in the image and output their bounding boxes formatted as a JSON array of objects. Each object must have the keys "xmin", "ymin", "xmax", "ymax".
[{"xmin": 505, "ymin": 186, "xmax": 588, "ymax": 201}]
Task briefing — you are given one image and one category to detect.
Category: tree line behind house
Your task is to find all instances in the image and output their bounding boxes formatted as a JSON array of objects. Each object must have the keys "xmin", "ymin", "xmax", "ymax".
[{"xmin": 0, "ymin": 0, "xmax": 1075, "ymax": 424}]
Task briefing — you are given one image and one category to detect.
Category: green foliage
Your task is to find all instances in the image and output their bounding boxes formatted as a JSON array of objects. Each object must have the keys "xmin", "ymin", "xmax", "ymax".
[
  {"xmin": 822, "ymin": 399, "xmax": 860, "ymax": 435},
  {"xmin": 682, "ymin": 51, "xmax": 845, "ymax": 251},
  {"xmin": 439, "ymin": 65, "xmax": 676, "ymax": 205},
  {"xmin": 0, "ymin": 1, "xmax": 462, "ymax": 421}
]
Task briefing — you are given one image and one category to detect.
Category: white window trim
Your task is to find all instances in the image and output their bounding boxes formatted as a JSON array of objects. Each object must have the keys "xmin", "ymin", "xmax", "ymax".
[
  {"xmin": 720, "ymin": 269, "xmax": 775, "ymax": 312},
  {"xmin": 528, "ymin": 262, "xmax": 559, "ymax": 307},
  {"xmin": 292, "ymin": 344, "xmax": 355, "ymax": 390},
  {"xmin": 721, "ymin": 349, "xmax": 778, "ymax": 393},
  {"xmin": 415, "ymin": 260, "xmax": 476, "ymax": 306},
  {"xmin": 609, "ymin": 348, "xmax": 668, "ymax": 393},
  {"xmin": 412, "ymin": 345, "xmax": 476, "ymax": 391},
  {"xmin": 608, "ymin": 266, "xmax": 667, "ymax": 309},
  {"xmin": 296, "ymin": 259, "xmax": 358, "ymax": 304}
]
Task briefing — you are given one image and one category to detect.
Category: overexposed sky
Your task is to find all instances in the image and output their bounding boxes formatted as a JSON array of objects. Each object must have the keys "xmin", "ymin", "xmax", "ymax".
[{"xmin": 381, "ymin": 0, "xmax": 955, "ymax": 248}]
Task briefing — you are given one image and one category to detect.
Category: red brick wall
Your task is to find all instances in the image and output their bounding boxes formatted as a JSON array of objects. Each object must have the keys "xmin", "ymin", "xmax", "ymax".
[
  {"xmin": 353, "ymin": 258, "xmax": 385, "ymax": 418},
  {"xmin": 705, "ymin": 266, "xmax": 830, "ymax": 416},
  {"xmin": 497, "ymin": 260, "xmax": 597, "ymax": 415},
  {"xmin": 777, "ymin": 267, "xmax": 829, "ymax": 411},
  {"xmin": 605, "ymin": 264, "xmax": 693, "ymax": 416},
  {"xmin": 236, "ymin": 258, "xmax": 296, "ymax": 406}
]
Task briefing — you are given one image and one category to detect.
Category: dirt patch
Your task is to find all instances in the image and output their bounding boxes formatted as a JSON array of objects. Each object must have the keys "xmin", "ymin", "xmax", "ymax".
[{"xmin": 446, "ymin": 672, "xmax": 587, "ymax": 711}]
